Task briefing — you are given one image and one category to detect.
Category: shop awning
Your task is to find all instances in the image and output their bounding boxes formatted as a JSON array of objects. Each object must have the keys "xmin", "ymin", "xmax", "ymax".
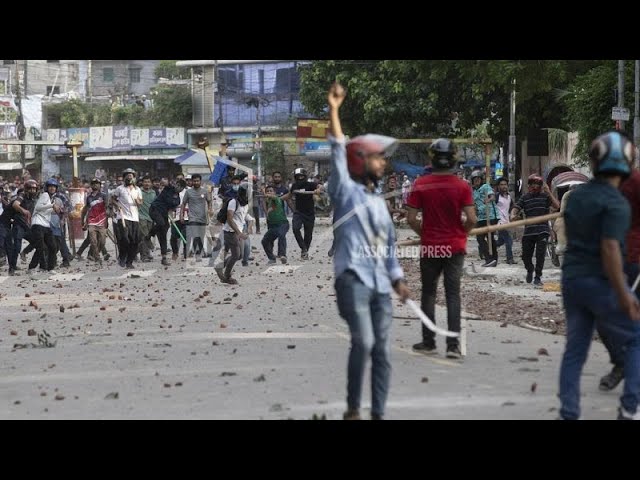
[
  {"xmin": 0, "ymin": 162, "xmax": 35, "ymax": 170},
  {"xmin": 83, "ymin": 155, "xmax": 180, "ymax": 162}
]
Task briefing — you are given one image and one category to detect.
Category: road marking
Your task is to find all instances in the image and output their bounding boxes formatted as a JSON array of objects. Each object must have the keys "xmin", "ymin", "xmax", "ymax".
[
  {"xmin": 117, "ymin": 270, "xmax": 156, "ymax": 279},
  {"xmin": 75, "ymin": 331, "xmax": 340, "ymax": 346},
  {"xmin": 48, "ymin": 273, "xmax": 85, "ymax": 282},
  {"xmin": 262, "ymin": 265, "xmax": 301, "ymax": 275}
]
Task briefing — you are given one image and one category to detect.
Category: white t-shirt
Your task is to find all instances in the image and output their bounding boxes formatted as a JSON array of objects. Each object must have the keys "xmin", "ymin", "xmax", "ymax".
[
  {"xmin": 496, "ymin": 193, "xmax": 512, "ymax": 225},
  {"xmin": 31, "ymin": 192, "xmax": 55, "ymax": 228},
  {"xmin": 223, "ymin": 199, "xmax": 249, "ymax": 233},
  {"xmin": 113, "ymin": 185, "xmax": 142, "ymax": 222}
]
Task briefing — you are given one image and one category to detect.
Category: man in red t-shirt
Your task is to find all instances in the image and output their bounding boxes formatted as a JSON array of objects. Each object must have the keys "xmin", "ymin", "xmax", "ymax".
[
  {"xmin": 81, "ymin": 178, "xmax": 108, "ymax": 263},
  {"xmin": 406, "ymin": 139, "xmax": 476, "ymax": 358}
]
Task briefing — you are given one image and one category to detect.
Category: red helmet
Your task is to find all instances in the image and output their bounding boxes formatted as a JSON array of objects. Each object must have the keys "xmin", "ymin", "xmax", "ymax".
[{"xmin": 346, "ymin": 134, "xmax": 398, "ymax": 178}]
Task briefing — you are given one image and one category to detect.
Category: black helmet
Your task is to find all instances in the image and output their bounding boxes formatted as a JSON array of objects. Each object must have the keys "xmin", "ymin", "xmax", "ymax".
[
  {"xmin": 429, "ymin": 138, "xmax": 457, "ymax": 169},
  {"xmin": 589, "ymin": 131, "xmax": 634, "ymax": 178},
  {"xmin": 293, "ymin": 168, "xmax": 307, "ymax": 178}
]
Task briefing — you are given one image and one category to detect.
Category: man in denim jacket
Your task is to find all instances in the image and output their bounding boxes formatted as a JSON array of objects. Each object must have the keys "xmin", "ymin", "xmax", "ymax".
[{"xmin": 327, "ymin": 83, "xmax": 411, "ymax": 420}]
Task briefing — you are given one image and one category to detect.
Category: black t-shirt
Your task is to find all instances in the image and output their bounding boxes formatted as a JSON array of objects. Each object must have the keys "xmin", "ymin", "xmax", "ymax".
[
  {"xmin": 3, "ymin": 195, "xmax": 35, "ymax": 229},
  {"xmin": 292, "ymin": 181, "xmax": 316, "ymax": 216}
]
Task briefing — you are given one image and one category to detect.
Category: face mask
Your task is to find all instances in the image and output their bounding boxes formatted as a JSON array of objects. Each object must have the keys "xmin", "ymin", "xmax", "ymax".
[{"xmin": 232, "ymin": 185, "xmax": 240, "ymax": 191}]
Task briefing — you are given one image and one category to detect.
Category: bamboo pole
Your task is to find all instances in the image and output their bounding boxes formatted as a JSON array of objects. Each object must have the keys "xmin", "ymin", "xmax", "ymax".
[{"xmin": 397, "ymin": 212, "xmax": 561, "ymax": 246}]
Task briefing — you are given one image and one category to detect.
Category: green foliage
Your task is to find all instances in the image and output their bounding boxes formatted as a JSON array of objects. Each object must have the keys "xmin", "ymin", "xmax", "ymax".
[
  {"xmin": 299, "ymin": 60, "xmax": 600, "ymax": 147},
  {"xmin": 151, "ymin": 85, "xmax": 192, "ymax": 127},
  {"xmin": 45, "ymin": 85, "xmax": 192, "ymax": 129},
  {"xmin": 563, "ymin": 61, "xmax": 634, "ymax": 164},
  {"xmin": 155, "ymin": 60, "xmax": 190, "ymax": 80},
  {"xmin": 260, "ymin": 141, "xmax": 286, "ymax": 175}
]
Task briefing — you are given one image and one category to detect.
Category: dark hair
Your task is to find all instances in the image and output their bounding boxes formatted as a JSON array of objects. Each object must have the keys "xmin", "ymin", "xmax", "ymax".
[
  {"xmin": 152, "ymin": 177, "xmax": 161, "ymax": 182},
  {"xmin": 142, "ymin": 175, "xmax": 151, "ymax": 181},
  {"xmin": 232, "ymin": 175, "xmax": 243, "ymax": 182},
  {"xmin": 192, "ymin": 174, "xmax": 202, "ymax": 181},
  {"xmin": 497, "ymin": 177, "xmax": 508, "ymax": 184},
  {"xmin": 272, "ymin": 171, "xmax": 282, "ymax": 176},
  {"xmin": 176, "ymin": 179, "xmax": 187, "ymax": 189}
]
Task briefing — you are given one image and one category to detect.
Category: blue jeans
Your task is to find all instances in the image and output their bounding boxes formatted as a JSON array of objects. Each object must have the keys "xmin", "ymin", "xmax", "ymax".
[
  {"xmin": 261, "ymin": 223, "xmax": 289, "ymax": 260},
  {"xmin": 559, "ymin": 275, "xmax": 640, "ymax": 419},
  {"xmin": 496, "ymin": 230, "xmax": 513, "ymax": 261},
  {"xmin": 242, "ymin": 224, "xmax": 251, "ymax": 263},
  {"xmin": 335, "ymin": 270, "xmax": 393, "ymax": 417}
]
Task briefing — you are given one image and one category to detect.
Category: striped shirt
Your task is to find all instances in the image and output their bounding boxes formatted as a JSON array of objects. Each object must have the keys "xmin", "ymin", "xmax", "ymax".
[{"xmin": 515, "ymin": 192, "xmax": 551, "ymax": 236}]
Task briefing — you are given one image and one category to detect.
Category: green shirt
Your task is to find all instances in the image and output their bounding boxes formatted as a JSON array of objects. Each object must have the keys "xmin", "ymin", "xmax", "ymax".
[
  {"xmin": 139, "ymin": 189, "xmax": 156, "ymax": 221},
  {"xmin": 266, "ymin": 196, "xmax": 287, "ymax": 226}
]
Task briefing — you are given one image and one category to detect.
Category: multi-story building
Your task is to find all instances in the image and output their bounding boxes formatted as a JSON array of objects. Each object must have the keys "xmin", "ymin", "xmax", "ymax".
[
  {"xmin": 176, "ymin": 60, "xmax": 328, "ymax": 179},
  {"xmin": 0, "ymin": 60, "xmax": 82, "ymax": 97},
  {"xmin": 90, "ymin": 60, "xmax": 160, "ymax": 101}
]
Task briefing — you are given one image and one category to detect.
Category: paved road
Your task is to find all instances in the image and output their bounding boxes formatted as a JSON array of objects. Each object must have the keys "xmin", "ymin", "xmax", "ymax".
[{"xmin": 0, "ymin": 221, "xmax": 619, "ymax": 419}]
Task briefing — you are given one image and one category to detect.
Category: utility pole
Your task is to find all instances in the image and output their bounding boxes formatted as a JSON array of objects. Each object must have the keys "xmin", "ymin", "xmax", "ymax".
[
  {"xmin": 13, "ymin": 61, "xmax": 26, "ymax": 174},
  {"xmin": 634, "ymin": 60, "xmax": 639, "ymax": 163},
  {"xmin": 256, "ymin": 101, "xmax": 262, "ymax": 179},
  {"xmin": 87, "ymin": 60, "xmax": 93, "ymax": 103},
  {"xmin": 618, "ymin": 60, "xmax": 626, "ymax": 131},
  {"xmin": 215, "ymin": 60, "xmax": 224, "ymax": 135},
  {"xmin": 23, "ymin": 60, "xmax": 28, "ymax": 96},
  {"xmin": 508, "ymin": 78, "xmax": 516, "ymax": 196}
]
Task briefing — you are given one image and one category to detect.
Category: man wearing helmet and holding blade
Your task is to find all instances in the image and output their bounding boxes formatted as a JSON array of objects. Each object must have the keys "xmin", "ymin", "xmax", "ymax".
[
  {"xmin": 327, "ymin": 82, "xmax": 410, "ymax": 420},
  {"xmin": 558, "ymin": 131, "xmax": 640, "ymax": 420},
  {"xmin": 406, "ymin": 139, "xmax": 476, "ymax": 358},
  {"xmin": 510, "ymin": 174, "xmax": 559, "ymax": 286}
]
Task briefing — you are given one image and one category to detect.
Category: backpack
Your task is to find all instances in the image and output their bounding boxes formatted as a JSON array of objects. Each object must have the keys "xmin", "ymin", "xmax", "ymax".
[{"xmin": 216, "ymin": 197, "xmax": 237, "ymax": 224}]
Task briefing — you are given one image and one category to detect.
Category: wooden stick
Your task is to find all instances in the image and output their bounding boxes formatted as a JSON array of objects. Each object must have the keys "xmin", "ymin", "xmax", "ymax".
[{"xmin": 397, "ymin": 212, "xmax": 562, "ymax": 246}]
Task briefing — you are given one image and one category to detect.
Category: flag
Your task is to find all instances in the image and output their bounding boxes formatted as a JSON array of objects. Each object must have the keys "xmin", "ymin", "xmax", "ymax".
[{"xmin": 209, "ymin": 161, "xmax": 228, "ymax": 185}]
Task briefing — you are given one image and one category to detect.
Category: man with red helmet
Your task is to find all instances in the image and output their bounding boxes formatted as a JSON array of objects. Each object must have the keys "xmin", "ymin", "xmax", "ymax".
[
  {"xmin": 327, "ymin": 82, "xmax": 410, "ymax": 420},
  {"xmin": 510, "ymin": 173, "xmax": 559, "ymax": 286}
]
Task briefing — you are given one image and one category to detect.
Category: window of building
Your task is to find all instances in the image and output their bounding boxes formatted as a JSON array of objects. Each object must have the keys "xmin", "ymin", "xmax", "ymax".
[
  {"xmin": 46, "ymin": 86, "xmax": 60, "ymax": 95},
  {"xmin": 129, "ymin": 68, "xmax": 141, "ymax": 84},
  {"xmin": 0, "ymin": 79, "xmax": 6, "ymax": 95},
  {"xmin": 103, "ymin": 68, "xmax": 114, "ymax": 82},
  {"xmin": 3, "ymin": 60, "xmax": 15, "ymax": 65},
  {"xmin": 47, "ymin": 60, "xmax": 60, "ymax": 63},
  {"xmin": 218, "ymin": 67, "xmax": 238, "ymax": 94},
  {"xmin": 258, "ymin": 69, "xmax": 264, "ymax": 94},
  {"xmin": 275, "ymin": 67, "xmax": 300, "ymax": 94}
]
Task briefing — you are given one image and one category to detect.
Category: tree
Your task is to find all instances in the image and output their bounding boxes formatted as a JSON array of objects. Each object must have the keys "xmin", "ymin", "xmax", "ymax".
[
  {"xmin": 155, "ymin": 60, "xmax": 190, "ymax": 80},
  {"xmin": 299, "ymin": 60, "xmax": 599, "ymax": 148},
  {"xmin": 44, "ymin": 85, "xmax": 192, "ymax": 128},
  {"xmin": 563, "ymin": 61, "xmax": 634, "ymax": 164},
  {"xmin": 149, "ymin": 85, "xmax": 192, "ymax": 127}
]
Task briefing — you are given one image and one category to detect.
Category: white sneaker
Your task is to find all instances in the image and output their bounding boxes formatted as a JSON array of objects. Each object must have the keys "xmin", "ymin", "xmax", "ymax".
[{"xmin": 618, "ymin": 407, "xmax": 640, "ymax": 420}]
